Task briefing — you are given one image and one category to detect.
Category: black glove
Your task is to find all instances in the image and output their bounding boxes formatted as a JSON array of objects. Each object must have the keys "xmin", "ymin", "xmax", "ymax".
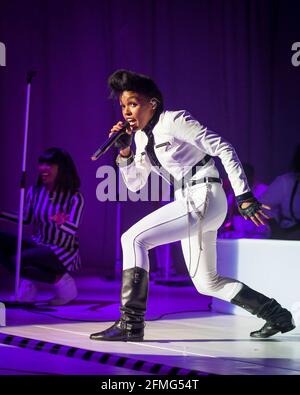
[
  {"xmin": 114, "ymin": 132, "xmax": 132, "ymax": 149},
  {"xmin": 238, "ymin": 197, "xmax": 262, "ymax": 219}
]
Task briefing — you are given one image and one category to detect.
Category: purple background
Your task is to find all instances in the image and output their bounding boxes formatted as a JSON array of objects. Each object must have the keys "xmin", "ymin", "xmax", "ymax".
[{"xmin": 0, "ymin": 0, "xmax": 299, "ymax": 276}]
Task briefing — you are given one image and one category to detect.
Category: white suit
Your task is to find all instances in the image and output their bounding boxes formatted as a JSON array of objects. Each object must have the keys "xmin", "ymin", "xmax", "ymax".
[{"xmin": 117, "ymin": 110, "xmax": 251, "ymax": 302}]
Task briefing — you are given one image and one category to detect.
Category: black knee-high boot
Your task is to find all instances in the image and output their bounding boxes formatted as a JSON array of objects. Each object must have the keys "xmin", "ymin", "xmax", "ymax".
[
  {"xmin": 90, "ymin": 267, "xmax": 149, "ymax": 341},
  {"xmin": 231, "ymin": 284, "xmax": 295, "ymax": 338}
]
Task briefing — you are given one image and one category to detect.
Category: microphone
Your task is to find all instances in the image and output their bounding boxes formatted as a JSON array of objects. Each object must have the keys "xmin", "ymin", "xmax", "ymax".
[{"xmin": 91, "ymin": 122, "xmax": 130, "ymax": 161}]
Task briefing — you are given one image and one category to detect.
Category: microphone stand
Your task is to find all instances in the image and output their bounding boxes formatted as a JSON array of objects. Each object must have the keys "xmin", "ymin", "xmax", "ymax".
[{"xmin": 3, "ymin": 71, "xmax": 37, "ymax": 309}]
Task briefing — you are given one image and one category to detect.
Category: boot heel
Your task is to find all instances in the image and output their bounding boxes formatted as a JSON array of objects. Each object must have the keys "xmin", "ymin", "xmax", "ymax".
[{"xmin": 281, "ymin": 324, "xmax": 296, "ymax": 333}]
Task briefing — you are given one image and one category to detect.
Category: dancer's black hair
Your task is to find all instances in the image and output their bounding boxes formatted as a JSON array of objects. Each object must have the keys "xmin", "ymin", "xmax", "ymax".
[
  {"xmin": 108, "ymin": 69, "xmax": 164, "ymax": 114},
  {"xmin": 37, "ymin": 147, "xmax": 80, "ymax": 193}
]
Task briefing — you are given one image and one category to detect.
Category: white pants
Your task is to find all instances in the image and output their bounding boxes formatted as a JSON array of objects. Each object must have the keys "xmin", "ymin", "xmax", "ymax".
[{"xmin": 121, "ymin": 182, "xmax": 243, "ymax": 302}]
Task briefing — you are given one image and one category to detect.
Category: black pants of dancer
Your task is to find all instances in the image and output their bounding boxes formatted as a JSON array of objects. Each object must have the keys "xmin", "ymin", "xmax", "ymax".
[{"xmin": 0, "ymin": 231, "xmax": 66, "ymax": 284}]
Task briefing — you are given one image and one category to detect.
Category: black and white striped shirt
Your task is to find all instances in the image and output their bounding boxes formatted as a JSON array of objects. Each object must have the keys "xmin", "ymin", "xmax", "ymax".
[{"xmin": 1, "ymin": 186, "xmax": 84, "ymax": 271}]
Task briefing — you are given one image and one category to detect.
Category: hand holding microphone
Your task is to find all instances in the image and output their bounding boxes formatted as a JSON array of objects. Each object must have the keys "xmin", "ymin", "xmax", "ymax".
[
  {"xmin": 109, "ymin": 121, "xmax": 133, "ymax": 157},
  {"xmin": 91, "ymin": 121, "xmax": 132, "ymax": 161}
]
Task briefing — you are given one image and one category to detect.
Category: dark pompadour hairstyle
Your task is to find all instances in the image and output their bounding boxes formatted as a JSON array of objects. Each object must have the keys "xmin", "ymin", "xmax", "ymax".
[
  {"xmin": 108, "ymin": 69, "xmax": 164, "ymax": 113},
  {"xmin": 37, "ymin": 147, "xmax": 81, "ymax": 193}
]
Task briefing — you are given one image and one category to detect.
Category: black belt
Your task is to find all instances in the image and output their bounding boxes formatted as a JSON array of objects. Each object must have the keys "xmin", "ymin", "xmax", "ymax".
[
  {"xmin": 176, "ymin": 176, "xmax": 222, "ymax": 192},
  {"xmin": 188, "ymin": 177, "xmax": 222, "ymax": 187}
]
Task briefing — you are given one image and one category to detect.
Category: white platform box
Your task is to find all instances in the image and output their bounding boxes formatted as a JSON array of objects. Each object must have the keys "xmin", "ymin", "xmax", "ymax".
[{"xmin": 212, "ymin": 239, "xmax": 300, "ymax": 322}]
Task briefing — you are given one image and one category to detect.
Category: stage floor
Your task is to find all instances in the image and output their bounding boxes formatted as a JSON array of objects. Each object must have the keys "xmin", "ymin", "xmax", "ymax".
[{"xmin": 0, "ymin": 276, "xmax": 299, "ymax": 375}]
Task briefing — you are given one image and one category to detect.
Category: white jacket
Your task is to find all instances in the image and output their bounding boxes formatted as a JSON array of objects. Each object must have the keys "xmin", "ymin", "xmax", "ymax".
[{"xmin": 117, "ymin": 110, "xmax": 251, "ymax": 199}]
